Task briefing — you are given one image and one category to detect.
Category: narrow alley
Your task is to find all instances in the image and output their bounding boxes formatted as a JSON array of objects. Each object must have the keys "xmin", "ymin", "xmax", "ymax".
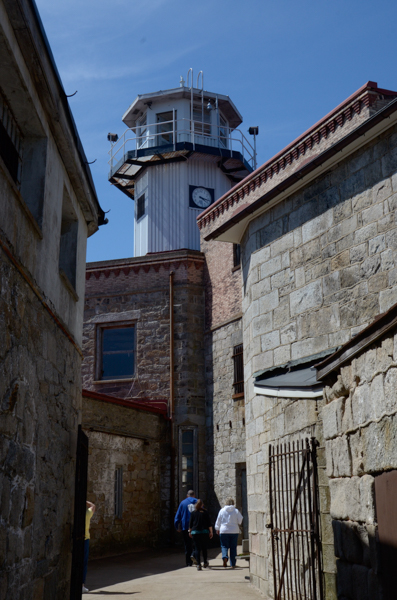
[{"xmin": 83, "ymin": 547, "xmax": 265, "ymax": 599}]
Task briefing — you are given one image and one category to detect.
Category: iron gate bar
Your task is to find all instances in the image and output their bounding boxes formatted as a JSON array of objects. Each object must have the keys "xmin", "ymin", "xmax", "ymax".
[
  {"xmin": 269, "ymin": 438, "xmax": 323, "ymax": 600},
  {"xmin": 276, "ymin": 447, "xmax": 308, "ymax": 600}
]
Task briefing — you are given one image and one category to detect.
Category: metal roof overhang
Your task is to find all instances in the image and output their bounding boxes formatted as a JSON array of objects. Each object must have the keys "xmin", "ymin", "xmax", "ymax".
[
  {"xmin": 122, "ymin": 87, "xmax": 243, "ymax": 129},
  {"xmin": 206, "ymin": 97, "xmax": 397, "ymax": 244},
  {"xmin": 254, "ymin": 366, "xmax": 323, "ymax": 399}
]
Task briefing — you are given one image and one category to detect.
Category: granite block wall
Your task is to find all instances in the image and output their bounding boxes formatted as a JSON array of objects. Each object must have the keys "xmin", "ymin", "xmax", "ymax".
[
  {"xmin": 322, "ymin": 330, "xmax": 397, "ymax": 600},
  {"xmin": 239, "ymin": 121, "xmax": 397, "ymax": 596},
  {"xmin": 0, "ymin": 250, "xmax": 81, "ymax": 599}
]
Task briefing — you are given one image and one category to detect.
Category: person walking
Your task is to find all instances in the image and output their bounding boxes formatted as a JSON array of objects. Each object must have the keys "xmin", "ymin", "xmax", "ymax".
[
  {"xmin": 83, "ymin": 500, "xmax": 96, "ymax": 594},
  {"xmin": 174, "ymin": 490, "xmax": 198, "ymax": 566},
  {"xmin": 215, "ymin": 498, "xmax": 243, "ymax": 568},
  {"xmin": 188, "ymin": 499, "xmax": 213, "ymax": 570}
]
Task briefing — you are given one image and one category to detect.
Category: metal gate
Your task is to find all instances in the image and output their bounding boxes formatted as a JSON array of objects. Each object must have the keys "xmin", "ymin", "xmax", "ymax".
[{"xmin": 268, "ymin": 438, "xmax": 323, "ymax": 600}]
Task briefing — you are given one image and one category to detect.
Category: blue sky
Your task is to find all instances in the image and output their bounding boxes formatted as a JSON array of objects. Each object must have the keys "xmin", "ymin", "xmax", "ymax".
[{"xmin": 35, "ymin": 0, "xmax": 397, "ymax": 263}]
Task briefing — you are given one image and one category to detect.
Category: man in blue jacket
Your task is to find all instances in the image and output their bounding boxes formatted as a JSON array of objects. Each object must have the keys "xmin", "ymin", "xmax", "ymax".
[{"xmin": 174, "ymin": 490, "xmax": 198, "ymax": 566}]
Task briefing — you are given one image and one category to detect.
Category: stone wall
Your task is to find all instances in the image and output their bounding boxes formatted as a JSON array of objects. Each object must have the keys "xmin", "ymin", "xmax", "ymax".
[
  {"xmin": 82, "ymin": 394, "xmax": 169, "ymax": 556},
  {"xmin": 204, "ymin": 318, "xmax": 245, "ymax": 523},
  {"xmin": 82, "ymin": 250, "xmax": 208, "ymax": 524},
  {"xmin": 0, "ymin": 248, "xmax": 81, "ymax": 599},
  {"xmin": 238, "ymin": 117, "xmax": 397, "ymax": 596},
  {"xmin": 321, "ymin": 328, "xmax": 397, "ymax": 600}
]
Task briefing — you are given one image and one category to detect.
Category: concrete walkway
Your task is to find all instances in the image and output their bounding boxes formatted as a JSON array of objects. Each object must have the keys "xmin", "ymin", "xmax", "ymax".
[{"xmin": 84, "ymin": 547, "xmax": 265, "ymax": 599}]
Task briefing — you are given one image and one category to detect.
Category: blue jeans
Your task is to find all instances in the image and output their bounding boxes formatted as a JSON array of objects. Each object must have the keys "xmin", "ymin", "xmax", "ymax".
[
  {"xmin": 83, "ymin": 539, "xmax": 90, "ymax": 584},
  {"xmin": 220, "ymin": 533, "xmax": 238, "ymax": 566}
]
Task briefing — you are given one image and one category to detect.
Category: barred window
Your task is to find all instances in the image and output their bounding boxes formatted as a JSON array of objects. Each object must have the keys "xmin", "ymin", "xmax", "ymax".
[
  {"xmin": 115, "ymin": 466, "xmax": 123, "ymax": 519},
  {"xmin": 233, "ymin": 244, "xmax": 241, "ymax": 268},
  {"xmin": 98, "ymin": 324, "xmax": 135, "ymax": 380},
  {"xmin": 232, "ymin": 344, "xmax": 244, "ymax": 398},
  {"xmin": 0, "ymin": 90, "xmax": 23, "ymax": 185}
]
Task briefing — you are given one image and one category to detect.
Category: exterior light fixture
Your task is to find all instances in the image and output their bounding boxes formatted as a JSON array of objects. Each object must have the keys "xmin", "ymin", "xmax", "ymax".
[
  {"xmin": 248, "ymin": 126, "xmax": 259, "ymax": 170},
  {"xmin": 107, "ymin": 133, "xmax": 118, "ymax": 143},
  {"xmin": 206, "ymin": 100, "xmax": 213, "ymax": 111}
]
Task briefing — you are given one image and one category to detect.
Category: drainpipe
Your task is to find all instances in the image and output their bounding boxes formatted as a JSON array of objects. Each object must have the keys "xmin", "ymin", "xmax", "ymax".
[{"xmin": 169, "ymin": 271, "xmax": 175, "ymax": 543}]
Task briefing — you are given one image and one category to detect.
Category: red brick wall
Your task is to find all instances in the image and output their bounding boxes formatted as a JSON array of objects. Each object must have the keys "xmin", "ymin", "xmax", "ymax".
[{"xmin": 201, "ymin": 237, "xmax": 242, "ymax": 329}]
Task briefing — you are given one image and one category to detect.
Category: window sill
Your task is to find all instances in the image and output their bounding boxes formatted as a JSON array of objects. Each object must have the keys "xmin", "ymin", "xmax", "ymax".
[
  {"xmin": 59, "ymin": 269, "xmax": 79, "ymax": 302},
  {"xmin": 0, "ymin": 154, "xmax": 43, "ymax": 241},
  {"xmin": 232, "ymin": 264, "xmax": 241, "ymax": 273},
  {"xmin": 93, "ymin": 378, "xmax": 134, "ymax": 384},
  {"xmin": 232, "ymin": 392, "xmax": 245, "ymax": 400}
]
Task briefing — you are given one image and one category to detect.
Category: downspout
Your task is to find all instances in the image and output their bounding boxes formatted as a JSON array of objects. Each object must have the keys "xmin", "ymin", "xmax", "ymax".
[{"xmin": 169, "ymin": 271, "xmax": 175, "ymax": 543}]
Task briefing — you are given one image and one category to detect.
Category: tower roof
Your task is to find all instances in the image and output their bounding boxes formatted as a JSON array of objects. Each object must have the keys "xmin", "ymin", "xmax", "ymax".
[{"xmin": 122, "ymin": 86, "xmax": 243, "ymax": 130}]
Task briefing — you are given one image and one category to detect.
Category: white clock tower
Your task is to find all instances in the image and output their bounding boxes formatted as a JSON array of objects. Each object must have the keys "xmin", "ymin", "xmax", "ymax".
[{"xmin": 108, "ymin": 70, "xmax": 255, "ymax": 256}]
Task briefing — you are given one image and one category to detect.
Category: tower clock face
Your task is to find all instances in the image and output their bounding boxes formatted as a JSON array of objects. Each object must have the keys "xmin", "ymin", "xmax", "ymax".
[{"xmin": 189, "ymin": 185, "xmax": 215, "ymax": 209}]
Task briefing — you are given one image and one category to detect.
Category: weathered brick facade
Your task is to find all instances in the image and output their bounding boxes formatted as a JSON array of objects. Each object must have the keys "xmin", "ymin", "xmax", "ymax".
[
  {"xmin": 82, "ymin": 391, "xmax": 169, "ymax": 555},
  {"xmin": 82, "ymin": 249, "xmax": 208, "ymax": 554}
]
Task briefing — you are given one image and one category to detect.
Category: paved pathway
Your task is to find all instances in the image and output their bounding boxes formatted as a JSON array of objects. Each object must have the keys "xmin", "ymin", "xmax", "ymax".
[{"xmin": 84, "ymin": 546, "xmax": 265, "ymax": 599}]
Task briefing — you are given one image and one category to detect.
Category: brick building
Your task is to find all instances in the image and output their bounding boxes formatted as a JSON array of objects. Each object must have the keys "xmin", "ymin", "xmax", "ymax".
[
  {"xmin": 0, "ymin": 0, "xmax": 105, "ymax": 597},
  {"xmin": 198, "ymin": 81, "xmax": 397, "ymax": 599}
]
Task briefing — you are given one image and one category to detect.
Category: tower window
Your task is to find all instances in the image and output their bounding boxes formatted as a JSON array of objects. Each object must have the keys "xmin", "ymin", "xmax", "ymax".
[
  {"xmin": 232, "ymin": 344, "xmax": 244, "ymax": 398},
  {"xmin": 193, "ymin": 105, "xmax": 211, "ymax": 136},
  {"xmin": 137, "ymin": 193, "xmax": 145, "ymax": 220},
  {"xmin": 219, "ymin": 114, "xmax": 228, "ymax": 147},
  {"xmin": 98, "ymin": 324, "xmax": 135, "ymax": 380},
  {"xmin": 156, "ymin": 111, "xmax": 175, "ymax": 145},
  {"xmin": 136, "ymin": 112, "xmax": 147, "ymax": 148}
]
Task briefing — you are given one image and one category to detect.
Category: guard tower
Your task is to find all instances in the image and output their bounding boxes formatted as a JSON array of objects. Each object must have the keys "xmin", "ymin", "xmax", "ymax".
[{"xmin": 108, "ymin": 70, "xmax": 255, "ymax": 256}]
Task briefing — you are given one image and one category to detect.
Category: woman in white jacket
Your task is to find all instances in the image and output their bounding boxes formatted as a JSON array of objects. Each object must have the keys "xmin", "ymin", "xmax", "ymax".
[{"xmin": 215, "ymin": 498, "xmax": 243, "ymax": 568}]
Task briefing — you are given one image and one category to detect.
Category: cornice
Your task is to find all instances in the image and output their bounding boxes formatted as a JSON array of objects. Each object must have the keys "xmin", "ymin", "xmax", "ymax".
[
  {"xmin": 197, "ymin": 83, "xmax": 397, "ymax": 233},
  {"xmin": 86, "ymin": 250, "xmax": 205, "ymax": 280}
]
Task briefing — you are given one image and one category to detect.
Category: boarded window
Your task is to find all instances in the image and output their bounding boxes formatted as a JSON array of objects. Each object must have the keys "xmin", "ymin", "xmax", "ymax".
[
  {"xmin": 99, "ymin": 325, "xmax": 135, "ymax": 380},
  {"xmin": 232, "ymin": 344, "xmax": 244, "ymax": 398},
  {"xmin": 115, "ymin": 466, "xmax": 123, "ymax": 519},
  {"xmin": 137, "ymin": 193, "xmax": 145, "ymax": 220}
]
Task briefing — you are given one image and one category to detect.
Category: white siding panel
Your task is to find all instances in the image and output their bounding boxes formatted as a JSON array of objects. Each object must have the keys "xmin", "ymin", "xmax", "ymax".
[{"xmin": 134, "ymin": 158, "xmax": 232, "ymax": 255}]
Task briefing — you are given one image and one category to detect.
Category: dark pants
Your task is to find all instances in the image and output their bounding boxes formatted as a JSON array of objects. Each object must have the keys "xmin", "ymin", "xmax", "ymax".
[
  {"xmin": 83, "ymin": 539, "xmax": 90, "ymax": 584},
  {"xmin": 182, "ymin": 529, "xmax": 193, "ymax": 566},
  {"xmin": 192, "ymin": 533, "xmax": 208, "ymax": 565},
  {"xmin": 220, "ymin": 533, "xmax": 238, "ymax": 566}
]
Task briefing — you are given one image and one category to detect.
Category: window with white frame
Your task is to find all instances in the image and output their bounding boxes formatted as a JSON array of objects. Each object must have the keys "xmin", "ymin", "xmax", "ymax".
[
  {"xmin": 156, "ymin": 111, "xmax": 175, "ymax": 145},
  {"xmin": 193, "ymin": 104, "xmax": 211, "ymax": 136},
  {"xmin": 136, "ymin": 112, "xmax": 147, "ymax": 148},
  {"xmin": 219, "ymin": 114, "xmax": 228, "ymax": 147}
]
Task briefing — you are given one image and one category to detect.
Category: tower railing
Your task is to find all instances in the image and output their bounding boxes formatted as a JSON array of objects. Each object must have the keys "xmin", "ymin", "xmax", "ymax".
[{"xmin": 108, "ymin": 117, "xmax": 255, "ymax": 173}]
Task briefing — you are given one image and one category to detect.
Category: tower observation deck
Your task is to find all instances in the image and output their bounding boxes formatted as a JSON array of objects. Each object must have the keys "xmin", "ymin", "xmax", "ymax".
[{"xmin": 108, "ymin": 72, "xmax": 255, "ymax": 255}]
